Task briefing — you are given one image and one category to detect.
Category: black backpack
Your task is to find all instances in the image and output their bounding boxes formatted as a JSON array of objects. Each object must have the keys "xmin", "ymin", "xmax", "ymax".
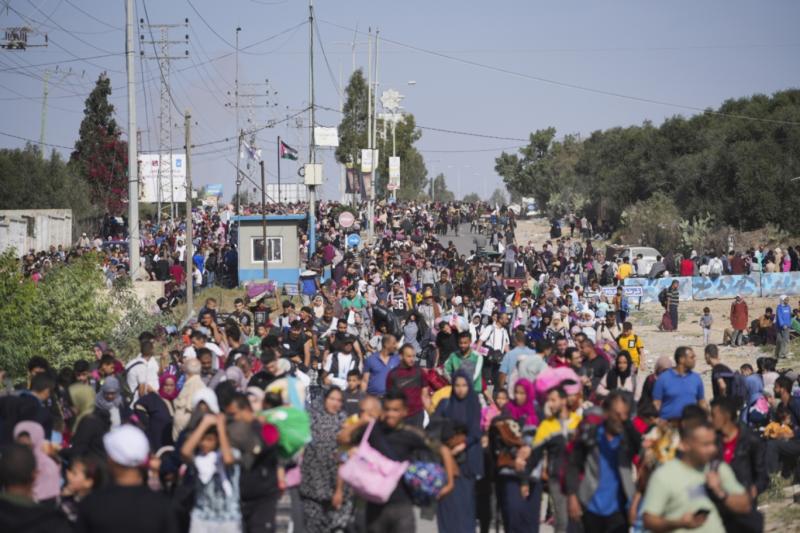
[{"xmin": 658, "ymin": 288, "xmax": 668, "ymax": 307}]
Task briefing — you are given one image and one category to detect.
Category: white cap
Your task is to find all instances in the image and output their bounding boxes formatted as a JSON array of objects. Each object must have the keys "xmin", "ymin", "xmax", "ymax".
[
  {"xmin": 780, "ymin": 294, "xmax": 788, "ymax": 302},
  {"xmin": 191, "ymin": 387, "xmax": 220, "ymax": 414},
  {"xmin": 103, "ymin": 425, "xmax": 150, "ymax": 467},
  {"xmin": 453, "ymin": 296, "xmax": 463, "ymax": 306}
]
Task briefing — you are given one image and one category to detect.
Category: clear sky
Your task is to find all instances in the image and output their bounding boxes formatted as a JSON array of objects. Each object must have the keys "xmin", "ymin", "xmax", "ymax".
[{"xmin": 1, "ymin": 0, "xmax": 798, "ymax": 202}]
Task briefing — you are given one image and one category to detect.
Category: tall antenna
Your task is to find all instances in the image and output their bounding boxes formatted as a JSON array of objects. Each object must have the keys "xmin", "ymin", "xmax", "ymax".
[{"xmin": 140, "ymin": 18, "xmax": 189, "ymax": 221}]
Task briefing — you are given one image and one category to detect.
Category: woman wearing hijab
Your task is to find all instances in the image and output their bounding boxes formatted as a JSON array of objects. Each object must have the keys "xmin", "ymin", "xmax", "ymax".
[
  {"xmin": 504, "ymin": 378, "xmax": 539, "ymax": 430},
  {"xmin": 13, "ymin": 421, "xmax": 60, "ymax": 503},
  {"xmin": 434, "ymin": 371, "xmax": 484, "ymax": 533},
  {"xmin": 299, "ymin": 387, "xmax": 352, "ymax": 533},
  {"xmin": 491, "ymin": 377, "xmax": 542, "ymax": 533},
  {"xmin": 225, "ymin": 366, "xmax": 248, "ymax": 392},
  {"xmin": 67, "ymin": 383, "xmax": 107, "ymax": 458},
  {"xmin": 94, "ymin": 376, "xmax": 131, "ymax": 428},
  {"xmin": 174, "ymin": 358, "xmax": 206, "ymax": 440},
  {"xmin": 134, "ymin": 373, "xmax": 177, "ymax": 451},
  {"xmin": 596, "ymin": 351, "xmax": 642, "ymax": 401}
]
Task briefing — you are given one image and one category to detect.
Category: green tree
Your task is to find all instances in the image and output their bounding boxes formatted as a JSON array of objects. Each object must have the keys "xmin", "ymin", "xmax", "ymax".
[
  {"xmin": 430, "ymin": 173, "xmax": 455, "ymax": 202},
  {"xmin": 488, "ymin": 187, "xmax": 508, "ymax": 206},
  {"xmin": 0, "ymin": 251, "xmax": 44, "ymax": 377},
  {"xmin": 70, "ymin": 73, "xmax": 128, "ymax": 215},
  {"xmin": 0, "ymin": 145, "xmax": 97, "ymax": 231},
  {"xmin": 335, "ymin": 69, "xmax": 369, "ymax": 170},
  {"xmin": 462, "ymin": 192, "xmax": 481, "ymax": 203},
  {"xmin": 336, "ymin": 70, "xmax": 428, "ymax": 200},
  {"xmin": 495, "ymin": 129, "xmax": 583, "ymax": 217}
]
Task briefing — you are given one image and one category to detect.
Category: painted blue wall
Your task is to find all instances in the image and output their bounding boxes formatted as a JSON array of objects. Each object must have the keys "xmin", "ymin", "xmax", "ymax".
[{"xmin": 239, "ymin": 267, "xmax": 299, "ymax": 286}]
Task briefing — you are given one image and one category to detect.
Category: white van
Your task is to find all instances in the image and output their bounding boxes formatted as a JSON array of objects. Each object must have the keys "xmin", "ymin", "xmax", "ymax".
[{"xmin": 618, "ymin": 246, "xmax": 662, "ymax": 277}]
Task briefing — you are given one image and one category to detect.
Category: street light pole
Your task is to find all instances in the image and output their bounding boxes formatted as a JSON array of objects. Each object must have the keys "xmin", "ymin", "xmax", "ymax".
[{"xmin": 125, "ymin": 0, "xmax": 140, "ymax": 279}]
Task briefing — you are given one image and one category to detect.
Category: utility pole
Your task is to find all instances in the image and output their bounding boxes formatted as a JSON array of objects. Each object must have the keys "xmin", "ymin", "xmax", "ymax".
[
  {"xmin": 126, "ymin": 0, "xmax": 140, "ymax": 279},
  {"xmin": 339, "ymin": 63, "xmax": 346, "ymax": 203},
  {"xmin": 260, "ymin": 160, "xmax": 268, "ymax": 280},
  {"xmin": 140, "ymin": 18, "xmax": 189, "ymax": 222},
  {"xmin": 40, "ymin": 67, "xmax": 84, "ymax": 155},
  {"xmin": 184, "ymin": 110, "xmax": 193, "ymax": 317},
  {"xmin": 370, "ymin": 31, "xmax": 380, "ymax": 236},
  {"xmin": 234, "ymin": 27, "xmax": 242, "ymax": 214},
  {"xmin": 307, "ymin": 0, "xmax": 317, "ymax": 254},
  {"xmin": 366, "ymin": 28, "xmax": 373, "ymax": 244}
]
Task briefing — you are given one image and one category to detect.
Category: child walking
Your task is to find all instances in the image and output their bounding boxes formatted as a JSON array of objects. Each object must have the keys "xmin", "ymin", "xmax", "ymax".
[
  {"xmin": 700, "ymin": 306, "xmax": 714, "ymax": 346},
  {"xmin": 180, "ymin": 413, "xmax": 241, "ymax": 533}
]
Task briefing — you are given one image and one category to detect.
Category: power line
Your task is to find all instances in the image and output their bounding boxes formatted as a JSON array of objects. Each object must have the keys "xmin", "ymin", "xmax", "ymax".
[
  {"xmin": 140, "ymin": 0, "xmax": 183, "ymax": 115},
  {"xmin": 0, "ymin": 129, "xmax": 72, "ymax": 149},
  {"xmin": 313, "ymin": 19, "xmax": 340, "ymax": 99},
  {"xmin": 320, "ymin": 19, "xmax": 800, "ymax": 127},
  {"xmin": 185, "ymin": 0, "xmax": 235, "ymax": 49},
  {"xmin": 26, "ymin": 0, "xmax": 119, "ymax": 56},
  {"xmin": 0, "ymin": 54, "xmax": 124, "ymax": 72},
  {"xmin": 314, "ymin": 103, "xmax": 528, "ymax": 142},
  {"xmin": 63, "ymin": 0, "xmax": 123, "ymax": 30}
]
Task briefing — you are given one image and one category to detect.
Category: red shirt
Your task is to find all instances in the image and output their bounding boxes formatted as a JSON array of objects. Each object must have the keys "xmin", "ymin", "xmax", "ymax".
[
  {"xmin": 547, "ymin": 355, "xmax": 570, "ymax": 368},
  {"xmin": 722, "ymin": 432, "xmax": 738, "ymax": 464},
  {"xmin": 386, "ymin": 365, "xmax": 430, "ymax": 416},
  {"xmin": 170, "ymin": 264, "xmax": 185, "ymax": 285}
]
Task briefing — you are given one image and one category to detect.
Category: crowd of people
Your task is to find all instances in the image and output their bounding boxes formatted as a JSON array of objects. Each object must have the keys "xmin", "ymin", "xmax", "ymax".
[{"xmin": 3, "ymin": 201, "xmax": 800, "ymax": 533}]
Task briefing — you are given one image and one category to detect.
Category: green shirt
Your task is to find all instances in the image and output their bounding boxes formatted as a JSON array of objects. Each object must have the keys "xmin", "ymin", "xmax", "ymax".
[
  {"xmin": 642, "ymin": 459, "xmax": 744, "ymax": 533},
  {"xmin": 341, "ymin": 295, "xmax": 367, "ymax": 310},
  {"xmin": 444, "ymin": 351, "xmax": 483, "ymax": 392}
]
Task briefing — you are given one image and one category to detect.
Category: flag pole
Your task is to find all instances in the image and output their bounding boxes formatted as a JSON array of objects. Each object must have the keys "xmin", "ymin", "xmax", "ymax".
[{"xmin": 277, "ymin": 136, "xmax": 282, "ymax": 204}]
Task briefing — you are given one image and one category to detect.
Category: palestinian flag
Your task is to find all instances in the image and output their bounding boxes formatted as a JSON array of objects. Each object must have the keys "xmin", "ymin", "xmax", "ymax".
[{"xmin": 279, "ymin": 140, "xmax": 298, "ymax": 160}]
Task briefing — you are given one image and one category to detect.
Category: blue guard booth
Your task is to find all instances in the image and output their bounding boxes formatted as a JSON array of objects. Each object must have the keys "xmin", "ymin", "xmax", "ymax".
[{"xmin": 234, "ymin": 214, "xmax": 304, "ymax": 286}]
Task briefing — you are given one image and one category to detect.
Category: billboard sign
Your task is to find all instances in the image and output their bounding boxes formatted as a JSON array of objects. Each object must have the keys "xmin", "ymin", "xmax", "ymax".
[{"xmin": 138, "ymin": 153, "xmax": 187, "ymax": 203}]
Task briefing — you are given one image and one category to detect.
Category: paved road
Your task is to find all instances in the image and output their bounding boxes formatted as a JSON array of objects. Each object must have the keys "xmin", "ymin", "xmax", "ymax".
[{"xmin": 436, "ymin": 223, "xmax": 482, "ymax": 256}]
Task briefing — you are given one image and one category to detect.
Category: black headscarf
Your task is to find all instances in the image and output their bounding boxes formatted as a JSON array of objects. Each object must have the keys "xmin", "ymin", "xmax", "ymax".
[
  {"xmin": 606, "ymin": 350, "xmax": 633, "ymax": 391},
  {"xmin": 439, "ymin": 370, "xmax": 484, "ymax": 479}
]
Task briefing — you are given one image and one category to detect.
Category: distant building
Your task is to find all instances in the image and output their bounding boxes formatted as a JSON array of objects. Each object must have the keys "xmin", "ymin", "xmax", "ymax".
[
  {"xmin": 234, "ymin": 214, "xmax": 304, "ymax": 286},
  {"xmin": 0, "ymin": 209, "xmax": 73, "ymax": 256}
]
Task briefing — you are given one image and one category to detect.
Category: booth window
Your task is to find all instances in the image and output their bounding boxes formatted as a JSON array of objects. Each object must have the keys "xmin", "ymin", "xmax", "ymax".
[{"xmin": 252, "ymin": 237, "xmax": 282, "ymax": 263}]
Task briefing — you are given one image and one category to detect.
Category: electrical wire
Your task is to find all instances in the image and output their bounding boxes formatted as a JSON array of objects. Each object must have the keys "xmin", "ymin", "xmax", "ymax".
[
  {"xmin": 313, "ymin": 18, "xmax": 341, "ymax": 100},
  {"xmin": 185, "ymin": 0, "xmax": 235, "ymax": 49},
  {"xmin": 314, "ymin": 103, "xmax": 528, "ymax": 142},
  {"xmin": 0, "ymin": 129, "xmax": 72, "ymax": 150},
  {"xmin": 319, "ymin": 19, "xmax": 800, "ymax": 127},
  {"xmin": 141, "ymin": 0, "xmax": 184, "ymax": 116},
  {"xmin": 64, "ymin": 0, "xmax": 123, "ymax": 30},
  {"xmin": 26, "ymin": 0, "xmax": 120, "ymax": 56},
  {"xmin": 4, "ymin": 3, "xmax": 124, "ymax": 74}
]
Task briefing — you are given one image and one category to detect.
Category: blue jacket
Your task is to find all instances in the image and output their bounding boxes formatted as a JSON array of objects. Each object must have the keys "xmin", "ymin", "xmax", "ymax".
[{"xmin": 776, "ymin": 303, "xmax": 792, "ymax": 328}]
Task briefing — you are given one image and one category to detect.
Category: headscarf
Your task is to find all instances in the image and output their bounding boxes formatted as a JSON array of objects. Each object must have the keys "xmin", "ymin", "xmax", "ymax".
[
  {"xmin": 225, "ymin": 366, "xmax": 248, "ymax": 392},
  {"xmin": 655, "ymin": 355, "xmax": 673, "ymax": 373},
  {"xmin": 442, "ymin": 371, "xmax": 484, "ymax": 478},
  {"xmin": 606, "ymin": 351, "xmax": 633, "ymax": 391},
  {"xmin": 159, "ymin": 373, "xmax": 179, "ymax": 401},
  {"xmin": 300, "ymin": 387, "xmax": 346, "ymax": 502},
  {"xmin": 13, "ymin": 421, "xmax": 60, "ymax": 502},
  {"xmin": 504, "ymin": 378, "xmax": 538, "ymax": 427},
  {"xmin": 69, "ymin": 383, "xmax": 96, "ymax": 432},
  {"xmin": 95, "ymin": 376, "xmax": 123, "ymax": 411}
]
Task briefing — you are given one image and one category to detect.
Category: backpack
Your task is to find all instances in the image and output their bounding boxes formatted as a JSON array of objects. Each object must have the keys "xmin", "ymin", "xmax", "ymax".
[
  {"xmin": 717, "ymin": 370, "xmax": 748, "ymax": 406},
  {"xmin": 658, "ymin": 288, "xmax": 668, "ymax": 307},
  {"xmin": 119, "ymin": 360, "xmax": 144, "ymax": 404}
]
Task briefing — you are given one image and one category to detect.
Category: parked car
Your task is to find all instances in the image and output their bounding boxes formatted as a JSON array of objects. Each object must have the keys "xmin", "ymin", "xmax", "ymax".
[{"xmin": 618, "ymin": 246, "xmax": 661, "ymax": 276}]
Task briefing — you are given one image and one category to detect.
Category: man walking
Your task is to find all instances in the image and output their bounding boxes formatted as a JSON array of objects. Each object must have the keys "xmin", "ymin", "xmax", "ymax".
[
  {"xmin": 566, "ymin": 391, "xmax": 641, "ymax": 533},
  {"xmin": 642, "ymin": 420, "xmax": 751, "ymax": 532},
  {"xmin": 775, "ymin": 295, "xmax": 792, "ymax": 359},
  {"xmin": 652, "ymin": 346, "xmax": 707, "ymax": 421},
  {"xmin": 730, "ymin": 295, "xmax": 749, "ymax": 347}
]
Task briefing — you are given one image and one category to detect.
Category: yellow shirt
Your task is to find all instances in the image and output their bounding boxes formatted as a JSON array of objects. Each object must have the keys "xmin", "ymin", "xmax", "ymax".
[
  {"xmin": 617, "ymin": 333, "xmax": 644, "ymax": 367},
  {"xmin": 430, "ymin": 385, "xmax": 452, "ymax": 413},
  {"xmin": 533, "ymin": 412, "xmax": 582, "ymax": 445},
  {"xmin": 618, "ymin": 263, "xmax": 633, "ymax": 280}
]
